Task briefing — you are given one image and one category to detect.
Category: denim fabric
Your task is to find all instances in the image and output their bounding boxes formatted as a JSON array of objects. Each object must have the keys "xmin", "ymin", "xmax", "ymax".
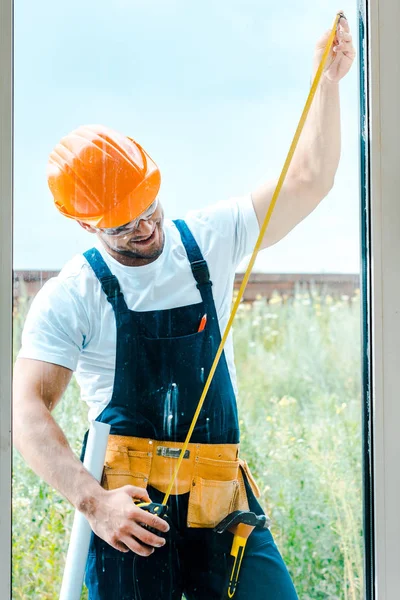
[{"xmin": 85, "ymin": 486, "xmax": 298, "ymax": 600}]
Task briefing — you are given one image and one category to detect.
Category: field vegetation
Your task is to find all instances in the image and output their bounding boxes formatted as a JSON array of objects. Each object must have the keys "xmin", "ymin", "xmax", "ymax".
[{"xmin": 12, "ymin": 287, "xmax": 363, "ymax": 599}]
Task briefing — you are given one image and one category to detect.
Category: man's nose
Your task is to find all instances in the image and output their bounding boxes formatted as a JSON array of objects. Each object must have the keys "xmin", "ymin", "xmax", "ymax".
[{"xmin": 135, "ymin": 219, "xmax": 153, "ymax": 236}]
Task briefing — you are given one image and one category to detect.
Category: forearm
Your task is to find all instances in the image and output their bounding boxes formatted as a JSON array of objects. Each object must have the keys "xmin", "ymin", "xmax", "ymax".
[
  {"xmin": 288, "ymin": 77, "xmax": 340, "ymax": 195},
  {"xmin": 13, "ymin": 399, "xmax": 104, "ymax": 515}
]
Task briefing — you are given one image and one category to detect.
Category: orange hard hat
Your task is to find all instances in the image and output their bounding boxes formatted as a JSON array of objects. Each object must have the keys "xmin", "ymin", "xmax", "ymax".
[{"xmin": 47, "ymin": 124, "xmax": 161, "ymax": 228}]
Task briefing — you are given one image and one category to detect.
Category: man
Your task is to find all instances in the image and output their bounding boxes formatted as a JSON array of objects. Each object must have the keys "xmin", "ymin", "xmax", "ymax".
[{"xmin": 13, "ymin": 17, "xmax": 355, "ymax": 600}]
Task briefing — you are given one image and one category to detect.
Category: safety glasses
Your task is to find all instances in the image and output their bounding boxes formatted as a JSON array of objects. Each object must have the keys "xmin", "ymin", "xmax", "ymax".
[{"xmin": 97, "ymin": 198, "xmax": 159, "ymax": 236}]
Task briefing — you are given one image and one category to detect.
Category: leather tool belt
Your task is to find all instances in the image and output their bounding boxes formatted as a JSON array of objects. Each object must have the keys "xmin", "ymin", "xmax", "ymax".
[{"xmin": 101, "ymin": 435, "xmax": 261, "ymax": 529}]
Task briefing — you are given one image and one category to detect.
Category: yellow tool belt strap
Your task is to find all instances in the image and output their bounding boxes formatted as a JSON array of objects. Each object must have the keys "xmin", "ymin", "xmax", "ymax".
[{"xmin": 101, "ymin": 434, "xmax": 261, "ymax": 528}]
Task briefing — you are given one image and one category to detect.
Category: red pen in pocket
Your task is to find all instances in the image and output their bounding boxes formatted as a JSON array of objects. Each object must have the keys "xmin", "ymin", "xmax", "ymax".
[{"xmin": 198, "ymin": 314, "xmax": 207, "ymax": 332}]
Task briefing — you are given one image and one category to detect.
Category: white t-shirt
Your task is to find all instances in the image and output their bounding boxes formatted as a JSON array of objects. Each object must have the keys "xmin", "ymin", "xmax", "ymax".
[{"xmin": 19, "ymin": 196, "xmax": 259, "ymax": 421}]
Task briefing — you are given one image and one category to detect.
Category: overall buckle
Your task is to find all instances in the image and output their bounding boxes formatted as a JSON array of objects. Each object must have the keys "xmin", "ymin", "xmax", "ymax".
[
  {"xmin": 100, "ymin": 275, "xmax": 122, "ymax": 298},
  {"xmin": 190, "ymin": 260, "xmax": 212, "ymax": 288}
]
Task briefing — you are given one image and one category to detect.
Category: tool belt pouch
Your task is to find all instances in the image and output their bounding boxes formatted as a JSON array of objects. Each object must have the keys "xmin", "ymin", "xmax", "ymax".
[
  {"xmin": 102, "ymin": 445, "xmax": 152, "ymax": 490},
  {"xmin": 101, "ymin": 437, "xmax": 261, "ymax": 530},
  {"xmin": 187, "ymin": 457, "xmax": 261, "ymax": 529}
]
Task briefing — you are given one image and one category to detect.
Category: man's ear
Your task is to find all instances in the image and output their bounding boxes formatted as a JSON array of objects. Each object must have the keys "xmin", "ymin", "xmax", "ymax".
[{"xmin": 77, "ymin": 220, "xmax": 96, "ymax": 234}]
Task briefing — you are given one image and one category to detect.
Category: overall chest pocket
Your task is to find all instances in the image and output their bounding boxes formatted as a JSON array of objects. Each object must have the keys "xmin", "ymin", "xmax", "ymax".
[
  {"xmin": 140, "ymin": 330, "xmax": 210, "ymax": 384},
  {"xmin": 136, "ymin": 331, "xmax": 214, "ymax": 424}
]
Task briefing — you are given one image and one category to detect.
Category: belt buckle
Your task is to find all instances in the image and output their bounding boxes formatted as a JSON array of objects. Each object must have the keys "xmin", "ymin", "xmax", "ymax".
[{"xmin": 156, "ymin": 446, "xmax": 190, "ymax": 459}]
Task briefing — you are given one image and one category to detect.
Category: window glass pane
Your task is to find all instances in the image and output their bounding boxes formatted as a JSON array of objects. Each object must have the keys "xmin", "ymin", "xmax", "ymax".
[{"xmin": 13, "ymin": 1, "xmax": 364, "ymax": 598}]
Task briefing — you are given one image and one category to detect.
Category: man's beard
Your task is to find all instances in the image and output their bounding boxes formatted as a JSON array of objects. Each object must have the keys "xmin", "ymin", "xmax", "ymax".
[
  {"xmin": 108, "ymin": 230, "xmax": 165, "ymax": 260},
  {"xmin": 115, "ymin": 245, "xmax": 164, "ymax": 260}
]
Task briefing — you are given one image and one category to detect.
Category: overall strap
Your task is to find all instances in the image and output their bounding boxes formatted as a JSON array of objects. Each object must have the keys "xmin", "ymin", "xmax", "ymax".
[
  {"xmin": 83, "ymin": 248, "xmax": 129, "ymax": 314},
  {"xmin": 173, "ymin": 220, "xmax": 213, "ymax": 293}
]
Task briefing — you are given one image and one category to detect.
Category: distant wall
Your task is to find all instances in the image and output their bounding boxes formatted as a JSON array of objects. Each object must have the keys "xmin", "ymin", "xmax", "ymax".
[
  {"xmin": 13, "ymin": 270, "xmax": 360, "ymax": 305},
  {"xmin": 234, "ymin": 272, "xmax": 360, "ymax": 302}
]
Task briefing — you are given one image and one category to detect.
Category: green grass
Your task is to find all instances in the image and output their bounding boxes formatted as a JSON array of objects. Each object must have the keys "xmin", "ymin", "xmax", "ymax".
[{"xmin": 12, "ymin": 288, "xmax": 363, "ymax": 599}]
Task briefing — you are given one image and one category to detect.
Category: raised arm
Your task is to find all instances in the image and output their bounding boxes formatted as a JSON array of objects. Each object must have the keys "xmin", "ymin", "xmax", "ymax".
[
  {"xmin": 13, "ymin": 357, "xmax": 169, "ymax": 555},
  {"xmin": 252, "ymin": 15, "xmax": 355, "ymax": 249}
]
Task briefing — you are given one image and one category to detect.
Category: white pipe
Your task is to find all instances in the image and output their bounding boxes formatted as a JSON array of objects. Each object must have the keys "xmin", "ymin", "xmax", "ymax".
[{"xmin": 59, "ymin": 421, "xmax": 111, "ymax": 600}]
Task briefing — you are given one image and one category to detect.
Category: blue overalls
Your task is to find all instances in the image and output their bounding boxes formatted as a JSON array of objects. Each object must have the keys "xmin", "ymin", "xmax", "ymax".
[{"xmin": 83, "ymin": 220, "xmax": 298, "ymax": 600}]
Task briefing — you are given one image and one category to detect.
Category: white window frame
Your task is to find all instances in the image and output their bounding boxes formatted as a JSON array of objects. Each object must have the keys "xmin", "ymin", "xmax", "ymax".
[
  {"xmin": 0, "ymin": 0, "xmax": 12, "ymax": 597},
  {"xmin": 0, "ymin": 0, "xmax": 399, "ymax": 598},
  {"xmin": 365, "ymin": 0, "xmax": 400, "ymax": 597}
]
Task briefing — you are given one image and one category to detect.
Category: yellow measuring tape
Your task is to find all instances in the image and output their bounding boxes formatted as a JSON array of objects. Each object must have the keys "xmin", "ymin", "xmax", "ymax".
[{"xmin": 162, "ymin": 11, "xmax": 343, "ymax": 506}]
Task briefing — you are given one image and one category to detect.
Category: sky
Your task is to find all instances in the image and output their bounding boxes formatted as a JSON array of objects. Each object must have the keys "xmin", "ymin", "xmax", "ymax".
[{"xmin": 13, "ymin": 0, "xmax": 360, "ymax": 273}]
